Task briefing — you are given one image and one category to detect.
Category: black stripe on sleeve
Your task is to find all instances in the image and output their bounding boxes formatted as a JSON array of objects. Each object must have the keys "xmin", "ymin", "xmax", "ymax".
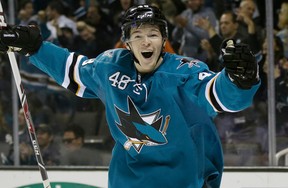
[
  {"xmin": 67, "ymin": 53, "xmax": 79, "ymax": 93},
  {"xmin": 209, "ymin": 80, "xmax": 223, "ymax": 112}
]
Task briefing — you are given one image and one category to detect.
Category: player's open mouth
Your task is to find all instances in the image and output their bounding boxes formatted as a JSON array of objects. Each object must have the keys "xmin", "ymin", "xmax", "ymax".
[{"xmin": 141, "ymin": 52, "xmax": 153, "ymax": 58}]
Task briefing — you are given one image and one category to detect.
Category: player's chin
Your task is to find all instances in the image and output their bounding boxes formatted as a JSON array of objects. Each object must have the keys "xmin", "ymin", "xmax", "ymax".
[
  {"xmin": 137, "ymin": 62, "xmax": 157, "ymax": 73},
  {"xmin": 141, "ymin": 58, "xmax": 157, "ymax": 67}
]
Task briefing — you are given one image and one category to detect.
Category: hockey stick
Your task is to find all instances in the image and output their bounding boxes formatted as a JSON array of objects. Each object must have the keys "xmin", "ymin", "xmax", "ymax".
[{"xmin": 0, "ymin": 2, "xmax": 51, "ymax": 188}]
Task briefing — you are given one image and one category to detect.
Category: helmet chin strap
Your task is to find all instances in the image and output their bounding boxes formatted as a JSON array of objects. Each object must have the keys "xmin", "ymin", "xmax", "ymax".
[{"xmin": 126, "ymin": 43, "xmax": 140, "ymax": 64}]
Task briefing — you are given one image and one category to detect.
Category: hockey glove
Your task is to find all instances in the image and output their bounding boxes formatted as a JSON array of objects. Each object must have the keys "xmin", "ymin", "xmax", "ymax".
[
  {"xmin": 221, "ymin": 39, "xmax": 259, "ymax": 89},
  {"xmin": 0, "ymin": 25, "xmax": 42, "ymax": 56}
]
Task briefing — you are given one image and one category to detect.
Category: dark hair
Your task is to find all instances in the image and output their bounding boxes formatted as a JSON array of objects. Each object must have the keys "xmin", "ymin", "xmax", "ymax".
[
  {"xmin": 48, "ymin": 0, "xmax": 64, "ymax": 14},
  {"xmin": 64, "ymin": 124, "xmax": 85, "ymax": 140},
  {"xmin": 47, "ymin": 0, "xmax": 72, "ymax": 16},
  {"xmin": 18, "ymin": 0, "xmax": 33, "ymax": 10},
  {"xmin": 222, "ymin": 10, "xmax": 238, "ymax": 23},
  {"xmin": 37, "ymin": 123, "xmax": 52, "ymax": 135}
]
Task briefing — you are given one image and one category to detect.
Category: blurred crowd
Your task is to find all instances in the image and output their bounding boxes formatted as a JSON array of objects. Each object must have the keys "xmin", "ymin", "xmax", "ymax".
[{"xmin": 0, "ymin": 0, "xmax": 288, "ymax": 166}]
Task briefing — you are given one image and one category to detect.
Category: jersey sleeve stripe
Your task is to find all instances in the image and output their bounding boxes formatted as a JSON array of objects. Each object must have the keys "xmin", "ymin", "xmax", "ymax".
[
  {"xmin": 205, "ymin": 74, "xmax": 222, "ymax": 112},
  {"xmin": 67, "ymin": 53, "xmax": 79, "ymax": 93},
  {"xmin": 62, "ymin": 52, "xmax": 74, "ymax": 88},
  {"xmin": 209, "ymin": 81, "xmax": 223, "ymax": 112},
  {"xmin": 74, "ymin": 55, "xmax": 86, "ymax": 97},
  {"xmin": 205, "ymin": 73, "xmax": 239, "ymax": 113},
  {"xmin": 61, "ymin": 53, "xmax": 86, "ymax": 96}
]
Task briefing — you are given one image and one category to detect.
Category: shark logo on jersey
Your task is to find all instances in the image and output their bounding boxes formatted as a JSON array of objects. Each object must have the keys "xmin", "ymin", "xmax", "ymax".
[
  {"xmin": 177, "ymin": 58, "xmax": 201, "ymax": 69},
  {"xmin": 115, "ymin": 97, "xmax": 170, "ymax": 153}
]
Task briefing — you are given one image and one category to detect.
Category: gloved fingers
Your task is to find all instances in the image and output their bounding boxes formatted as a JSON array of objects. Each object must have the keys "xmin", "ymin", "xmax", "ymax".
[{"xmin": 222, "ymin": 53, "xmax": 240, "ymax": 61}]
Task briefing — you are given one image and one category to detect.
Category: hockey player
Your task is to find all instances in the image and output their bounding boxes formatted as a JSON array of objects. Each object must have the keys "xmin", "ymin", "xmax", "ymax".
[{"xmin": 0, "ymin": 4, "xmax": 260, "ymax": 188}]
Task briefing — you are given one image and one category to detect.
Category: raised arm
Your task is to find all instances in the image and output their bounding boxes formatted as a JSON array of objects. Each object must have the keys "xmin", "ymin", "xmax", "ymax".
[
  {"xmin": 0, "ymin": 25, "xmax": 97, "ymax": 98},
  {"xmin": 201, "ymin": 39, "xmax": 260, "ymax": 115}
]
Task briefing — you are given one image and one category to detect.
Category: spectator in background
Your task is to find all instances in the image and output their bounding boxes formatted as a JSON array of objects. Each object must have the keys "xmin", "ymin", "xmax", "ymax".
[
  {"xmin": 85, "ymin": 3, "xmax": 114, "ymax": 36},
  {"xmin": 108, "ymin": 0, "xmax": 135, "ymax": 44},
  {"xmin": 16, "ymin": 2, "xmax": 59, "ymax": 97},
  {"xmin": 60, "ymin": 124, "xmax": 104, "ymax": 166},
  {"xmin": 172, "ymin": 0, "xmax": 217, "ymax": 61},
  {"xmin": 276, "ymin": 58, "xmax": 288, "ymax": 136},
  {"xmin": 71, "ymin": 0, "xmax": 87, "ymax": 21},
  {"xmin": 256, "ymin": 34, "xmax": 286, "ymax": 104},
  {"xmin": 276, "ymin": 1, "xmax": 288, "ymax": 58},
  {"xmin": 56, "ymin": 26, "xmax": 75, "ymax": 50},
  {"xmin": 16, "ymin": 0, "xmax": 53, "ymax": 41},
  {"xmin": 17, "ymin": 0, "xmax": 38, "ymax": 25},
  {"xmin": 5, "ymin": 109, "xmax": 36, "ymax": 165},
  {"xmin": 36, "ymin": 123, "xmax": 60, "ymax": 165},
  {"xmin": 260, "ymin": 35, "xmax": 288, "ymax": 135},
  {"xmin": 32, "ymin": 0, "xmax": 52, "ymax": 13},
  {"xmin": 159, "ymin": 0, "xmax": 186, "ymax": 42},
  {"xmin": 196, "ymin": 11, "xmax": 261, "ymax": 71},
  {"xmin": 15, "ymin": 0, "xmax": 55, "ymax": 41},
  {"xmin": 235, "ymin": 0, "xmax": 263, "ymax": 54},
  {"xmin": 73, "ymin": 21, "xmax": 113, "ymax": 58},
  {"xmin": 45, "ymin": 0, "xmax": 78, "ymax": 42},
  {"xmin": 146, "ymin": 0, "xmax": 179, "ymax": 40},
  {"xmin": 204, "ymin": 0, "xmax": 230, "ymax": 20}
]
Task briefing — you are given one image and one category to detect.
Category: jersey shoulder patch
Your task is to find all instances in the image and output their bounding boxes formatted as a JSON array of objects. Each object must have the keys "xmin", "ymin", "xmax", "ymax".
[{"xmin": 176, "ymin": 58, "xmax": 202, "ymax": 69}]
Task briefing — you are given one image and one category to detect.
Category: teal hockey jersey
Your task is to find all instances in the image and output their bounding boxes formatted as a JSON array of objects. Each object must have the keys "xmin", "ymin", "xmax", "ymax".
[{"xmin": 29, "ymin": 42, "xmax": 260, "ymax": 188}]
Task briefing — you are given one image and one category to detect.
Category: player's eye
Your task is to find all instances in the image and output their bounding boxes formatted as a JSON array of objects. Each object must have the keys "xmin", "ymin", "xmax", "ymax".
[{"xmin": 131, "ymin": 35, "xmax": 142, "ymax": 41}]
